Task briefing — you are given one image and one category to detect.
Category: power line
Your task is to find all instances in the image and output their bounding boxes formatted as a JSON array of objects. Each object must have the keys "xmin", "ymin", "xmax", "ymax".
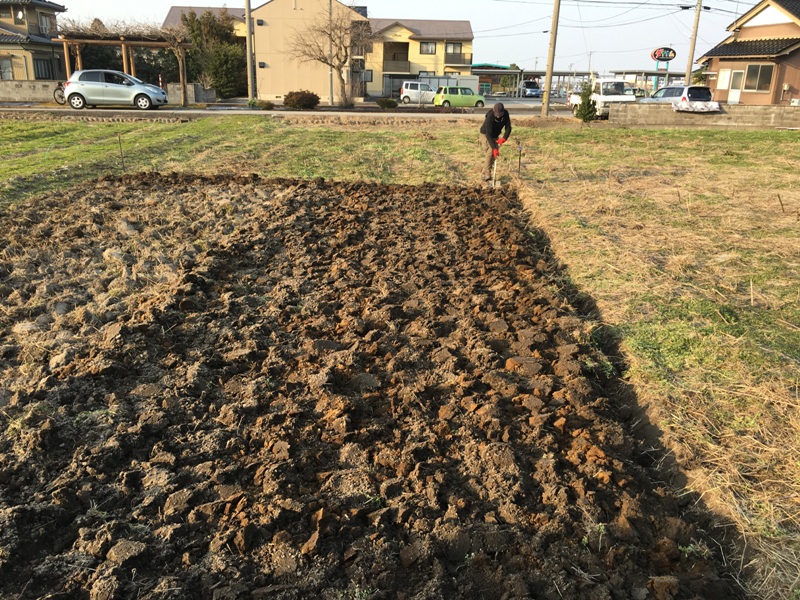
[
  {"xmin": 561, "ymin": 10, "xmax": 686, "ymax": 28},
  {"xmin": 471, "ymin": 17, "xmax": 550, "ymax": 34}
]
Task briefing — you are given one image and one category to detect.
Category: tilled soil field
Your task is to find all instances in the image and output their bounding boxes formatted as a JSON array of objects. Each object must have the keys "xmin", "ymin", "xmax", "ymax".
[{"xmin": 0, "ymin": 174, "xmax": 738, "ymax": 599}]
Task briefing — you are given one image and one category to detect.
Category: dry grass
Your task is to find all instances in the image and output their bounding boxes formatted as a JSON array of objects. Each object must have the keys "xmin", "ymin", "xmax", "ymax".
[{"xmin": 517, "ymin": 124, "xmax": 800, "ymax": 599}]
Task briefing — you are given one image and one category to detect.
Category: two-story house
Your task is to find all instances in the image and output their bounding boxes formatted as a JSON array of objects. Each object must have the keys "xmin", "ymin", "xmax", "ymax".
[
  {"xmin": 0, "ymin": 0, "xmax": 66, "ymax": 81},
  {"xmin": 698, "ymin": 0, "xmax": 800, "ymax": 105}
]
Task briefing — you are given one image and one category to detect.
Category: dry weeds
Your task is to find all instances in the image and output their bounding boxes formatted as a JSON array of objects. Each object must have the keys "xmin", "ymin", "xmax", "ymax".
[{"xmin": 518, "ymin": 126, "xmax": 799, "ymax": 599}]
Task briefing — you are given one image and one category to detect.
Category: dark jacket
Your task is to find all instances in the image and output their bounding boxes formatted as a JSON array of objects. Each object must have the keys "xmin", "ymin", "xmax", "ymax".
[{"xmin": 480, "ymin": 109, "xmax": 512, "ymax": 149}]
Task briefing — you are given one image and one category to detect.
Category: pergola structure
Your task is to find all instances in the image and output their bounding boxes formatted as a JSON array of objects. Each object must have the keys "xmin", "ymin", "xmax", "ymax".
[{"xmin": 52, "ymin": 33, "xmax": 192, "ymax": 106}]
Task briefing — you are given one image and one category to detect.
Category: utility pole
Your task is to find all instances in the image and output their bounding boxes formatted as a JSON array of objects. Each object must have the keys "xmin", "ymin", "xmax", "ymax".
[
  {"xmin": 685, "ymin": 0, "xmax": 703, "ymax": 84},
  {"xmin": 245, "ymin": 0, "xmax": 254, "ymax": 102},
  {"xmin": 541, "ymin": 0, "xmax": 561, "ymax": 117}
]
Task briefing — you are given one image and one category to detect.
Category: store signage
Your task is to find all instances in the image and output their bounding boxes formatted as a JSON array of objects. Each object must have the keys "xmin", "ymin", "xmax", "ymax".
[{"xmin": 651, "ymin": 47, "xmax": 676, "ymax": 62}]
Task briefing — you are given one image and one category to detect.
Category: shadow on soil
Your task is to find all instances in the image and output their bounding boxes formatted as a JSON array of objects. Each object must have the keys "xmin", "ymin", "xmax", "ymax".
[{"xmin": 520, "ymin": 195, "xmax": 748, "ymax": 597}]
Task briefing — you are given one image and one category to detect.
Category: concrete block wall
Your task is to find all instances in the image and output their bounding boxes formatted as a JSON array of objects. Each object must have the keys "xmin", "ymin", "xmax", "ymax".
[
  {"xmin": 0, "ymin": 80, "xmax": 61, "ymax": 103},
  {"xmin": 611, "ymin": 103, "xmax": 800, "ymax": 128},
  {"xmin": 0, "ymin": 80, "xmax": 216, "ymax": 106},
  {"xmin": 164, "ymin": 83, "xmax": 217, "ymax": 105}
]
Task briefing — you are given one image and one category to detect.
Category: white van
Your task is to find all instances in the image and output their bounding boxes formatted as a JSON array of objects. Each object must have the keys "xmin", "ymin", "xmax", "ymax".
[{"xmin": 399, "ymin": 81, "xmax": 436, "ymax": 104}]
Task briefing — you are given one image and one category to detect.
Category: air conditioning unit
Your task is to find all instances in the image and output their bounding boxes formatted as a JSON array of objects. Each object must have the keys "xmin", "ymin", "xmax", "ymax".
[{"xmin": 791, "ymin": 98, "xmax": 800, "ymax": 106}]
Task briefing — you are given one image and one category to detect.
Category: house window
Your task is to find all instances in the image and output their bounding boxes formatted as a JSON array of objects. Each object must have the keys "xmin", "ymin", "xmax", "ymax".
[
  {"xmin": 0, "ymin": 58, "xmax": 12, "ymax": 80},
  {"xmin": 33, "ymin": 58, "xmax": 54, "ymax": 80},
  {"xmin": 445, "ymin": 42, "xmax": 462, "ymax": 54},
  {"xmin": 38, "ymin": 13, "xmax": 55, "ymax": 35},
  {"xmin": 744, "ymin": 64, "xmax": 773, "ymax": 92},
  {"xmin": 420, "ymin": 42, "xmax": 435, "ymax": 55},
  {"xmin": 361, "ymin": 70, "xmax": 372, "ymax": 83},
  {"xmin": 0, "ymin": 7, "xmax": 11, "ymax": 18},
  {"xmin": 419, "ymin": 71, "xmax": 435, "ymax": 77}
]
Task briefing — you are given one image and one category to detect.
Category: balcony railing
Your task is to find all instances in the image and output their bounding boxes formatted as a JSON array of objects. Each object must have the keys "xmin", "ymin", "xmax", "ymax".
[
  {"xmin": 445, "ymin": 53, "xmax": 473, "ymax": 65},
  {"xmin": 383, "ymin": 60, "xmax": 411, "ymax": 73},
  {"xmin": 27, "ymin": 23, "xmax": 54, "ymax": 37}
]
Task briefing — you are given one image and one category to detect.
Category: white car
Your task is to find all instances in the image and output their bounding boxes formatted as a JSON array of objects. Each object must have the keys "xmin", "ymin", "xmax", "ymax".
[
  {"xmin": 399, "ymin": 81, "xmax": 436, "ymax": 104},
  {"xmin": 639, "ymin": 85, "xmax": 713, "ymax": 103},
  {"xmin": 64, "ymin": 69, "xmax": 168, "ymax": 110}
]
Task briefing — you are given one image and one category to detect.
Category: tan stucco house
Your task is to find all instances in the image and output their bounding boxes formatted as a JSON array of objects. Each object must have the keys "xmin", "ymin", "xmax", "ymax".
[
  {"xmin": 0, "ymin": 0, "xmax": 66, "ymax": 81},
  {"xmin": 251, "ymin": 0, "xmax": 367, "ymax": 104},
  {"xmin": 249, "ymin": 0, "xmax": 473, "ymax": 102},
  {"xmin": 698, "ymin": 0, "xmax": 800, "ymax": 105}
]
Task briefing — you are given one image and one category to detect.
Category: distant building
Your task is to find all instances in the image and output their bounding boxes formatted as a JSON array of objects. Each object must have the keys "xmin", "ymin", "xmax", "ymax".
[
  {"xmin": 162, "ymin": 0, "xmax": 473, "ymax": 103},
  {"xmin": 251, "ymin": 0, "xmax": 473, "ymax": 102},
  {"xmin": 366, "ymin": 18, "xmax": 473, "ymax": 97},
  {"xmin": 161, "ymin": 6, "xmax": 247, "ymax": 39}
]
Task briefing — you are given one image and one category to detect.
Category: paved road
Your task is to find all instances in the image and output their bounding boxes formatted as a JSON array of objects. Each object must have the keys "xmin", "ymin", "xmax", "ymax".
[{"xmin": 0, "ymin": 96, "xmax": 574, "ymax": 120}]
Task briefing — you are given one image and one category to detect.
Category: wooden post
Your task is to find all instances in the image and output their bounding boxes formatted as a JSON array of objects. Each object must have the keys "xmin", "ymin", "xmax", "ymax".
[
  {"xmin": 121, "ymin": 41, "xmax": 129, "ymax": 74},
  {"xmin": 128, "ymin": 47, "xmax": 136, "ymax": 78},
  {"xmin": 76, "ymin": 45, "xmax": 83, "ymax": 71},
  {"xmin": 179, "ymin": 47, "xmax": 188, "ymax": 107},
  {"xmin": 62, "ymin": 39, "xmax": 72, "ymax": 78}
]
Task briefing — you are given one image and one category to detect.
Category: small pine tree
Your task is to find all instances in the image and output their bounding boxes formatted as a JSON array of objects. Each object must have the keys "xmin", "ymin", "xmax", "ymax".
[{"xmin": 574, "ymin": 81, "xmax": 597, "ymax": 122}]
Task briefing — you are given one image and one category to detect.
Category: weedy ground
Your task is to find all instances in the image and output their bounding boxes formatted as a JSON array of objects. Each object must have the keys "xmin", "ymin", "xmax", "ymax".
[{"xmin": 1, "ymin": 112, "xmax": 798, "ymax": 599}]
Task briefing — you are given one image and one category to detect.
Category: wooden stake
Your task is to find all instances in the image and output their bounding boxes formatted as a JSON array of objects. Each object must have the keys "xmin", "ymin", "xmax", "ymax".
[
  {"xmin": 750, "ymin": 279, "xmax": 754, "ymax": 306},
  {"xmin": 777, "ymin": 194, "xmax": 785, "ymax": 213},
  {"xmin": 117, "ymin": 133, "xmax": 125, "ymax": 172}
]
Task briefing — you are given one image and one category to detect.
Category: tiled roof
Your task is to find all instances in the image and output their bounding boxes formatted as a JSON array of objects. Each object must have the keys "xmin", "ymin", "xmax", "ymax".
[
  {"xmin": 702, "ymin": 37, "xmax": 800, "ymax": 57},
  {"xmin": 369, "ymin": 19, "xmax": 473, "ymax": 41},
  {"xmin": 0, "ymin": 23, "xmax": 56, "ymax": 44},
  {"xmin": 162, "ymin": 6, "xmax": 245, "ymax": 29},
  {"xmin": 771, "ymin": 0, "xmax": 800, "ymax": 20},
  {"xmin": 0, "ymin": 0, "xmax": 66, "ymax": 11}
]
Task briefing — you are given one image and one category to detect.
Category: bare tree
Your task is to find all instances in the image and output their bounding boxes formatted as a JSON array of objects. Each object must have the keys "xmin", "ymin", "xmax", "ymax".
[{"xmin": 288, "ymin": 5, "xmax": 375, "ymax": 106}]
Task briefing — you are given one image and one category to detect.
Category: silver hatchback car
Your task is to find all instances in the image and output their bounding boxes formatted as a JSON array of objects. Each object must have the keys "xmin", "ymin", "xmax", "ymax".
[{"xmin": 64, "ymin": 69, "xmax": 168, "ymax": 110}]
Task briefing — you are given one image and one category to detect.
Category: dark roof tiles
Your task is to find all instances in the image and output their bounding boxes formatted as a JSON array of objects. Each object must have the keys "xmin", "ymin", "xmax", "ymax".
[
  {"xmin": 0, "ymin": 23, "xmax": 56, "ymax": 44},
  {"xmin": 162, "ymin": 6, "xmax": 245, "ymax": 29},
  {"xmin": 703, "ymin": 37, "xmax": 800, "ymax": 57},
  {"xmin": 368, "ymin": 19, "xmax": 473, "ymax": 41},
  {"xmin": 771, "ymin": 0, "xmax": 800, "ymax": 19},
  {"xmin": 0, "ymin": 0, "xmax": 65, "ymax": 11}
]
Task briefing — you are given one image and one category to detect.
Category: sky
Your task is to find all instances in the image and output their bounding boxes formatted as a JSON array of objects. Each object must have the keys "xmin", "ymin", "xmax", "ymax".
[{"xmin": 58, "ymin": 0, "xmax": 752, "ymax": 75}]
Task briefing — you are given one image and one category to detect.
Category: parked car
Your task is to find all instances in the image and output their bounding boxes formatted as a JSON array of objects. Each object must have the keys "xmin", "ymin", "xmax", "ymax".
[
  {"xmin": 399, "ymin": 81, "xmax": 436, "ymax": 104},
  {"xmin": 64, "ymin": 69, "xmax": 168, "ymax": 110},
  {"xmin": 640, "ymin": 85, "xmax": 713, "ymax": 103},
  {"xmin": 433, "ymin": 86, "xmax": 485, "ymax": 108},
  {"xmin": 518, "ymin": 80, "xmax": 541, "ymax": 98}
]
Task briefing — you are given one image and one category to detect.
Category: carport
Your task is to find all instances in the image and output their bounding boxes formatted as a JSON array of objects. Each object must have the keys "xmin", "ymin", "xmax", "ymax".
[
  {"xmin": 471, "ymin": 66, "xmax": 593, "ymax": 97},
  {"xmin": 52, "ymin": 32, "xmax": 192, "ymax": 106}
]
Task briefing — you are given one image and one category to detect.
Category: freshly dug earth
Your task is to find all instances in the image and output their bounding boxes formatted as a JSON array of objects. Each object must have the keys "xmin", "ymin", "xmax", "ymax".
[{"xmin": 0, "ymin": 174, "xmax": 738, "ymax": 599}]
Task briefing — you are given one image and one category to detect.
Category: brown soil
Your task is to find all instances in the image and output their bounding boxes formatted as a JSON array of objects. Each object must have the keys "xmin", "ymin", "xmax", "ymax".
[{"xmin": 0, "ymin": 174, "xmax": 739, "ymax": 599}]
